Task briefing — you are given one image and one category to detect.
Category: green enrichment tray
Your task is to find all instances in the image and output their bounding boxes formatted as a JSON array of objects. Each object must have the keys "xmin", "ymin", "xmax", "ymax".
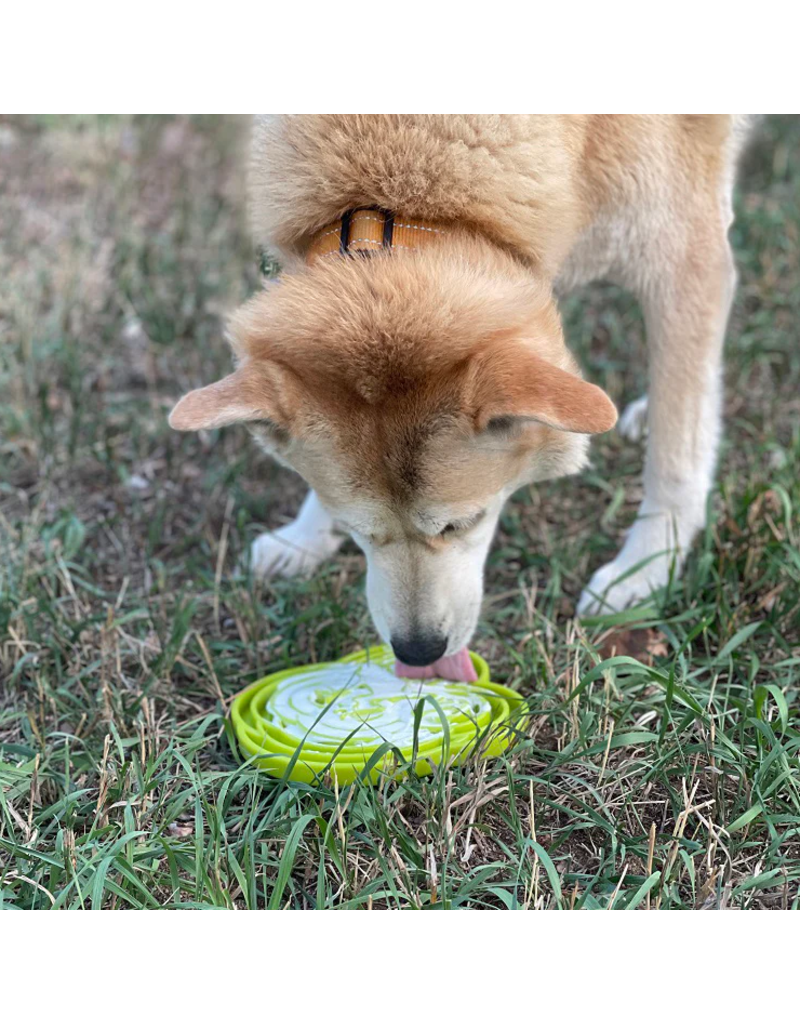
[{"xmin": 230, "ymin": 645, "xmax": 525, "ymax": 784}]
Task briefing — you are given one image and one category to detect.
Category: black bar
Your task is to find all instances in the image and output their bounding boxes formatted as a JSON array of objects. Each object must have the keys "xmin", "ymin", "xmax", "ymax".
[
  {"xmin": 382, "ymin": 210, "xmax": 395, "ymax": 249},
  {"xmin": 339, "ymin": 210, "xmax": 353, "ymax": 255}
]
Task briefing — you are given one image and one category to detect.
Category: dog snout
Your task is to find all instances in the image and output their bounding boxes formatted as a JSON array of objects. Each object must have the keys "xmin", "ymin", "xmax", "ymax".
[{"xmin": 390, "ymin": 631, "xmax": 448, "ymax": 667}]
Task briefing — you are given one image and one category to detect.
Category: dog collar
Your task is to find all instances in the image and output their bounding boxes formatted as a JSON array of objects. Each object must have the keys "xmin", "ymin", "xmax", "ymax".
[{"xmin": 306, "ymin": 207, "xmax": 445, "ymax": 263}]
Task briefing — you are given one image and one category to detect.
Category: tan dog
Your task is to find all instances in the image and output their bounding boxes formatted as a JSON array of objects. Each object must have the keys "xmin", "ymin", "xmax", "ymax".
[{"xmin": 170, "ymin": 115, "xmax": 752, "ymax": 677}]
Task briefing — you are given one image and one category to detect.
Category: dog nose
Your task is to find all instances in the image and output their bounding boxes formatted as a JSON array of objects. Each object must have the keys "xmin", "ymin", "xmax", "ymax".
[{"xmin": 391, "ymin": 632, "xmax": 448, "ymax": 667}]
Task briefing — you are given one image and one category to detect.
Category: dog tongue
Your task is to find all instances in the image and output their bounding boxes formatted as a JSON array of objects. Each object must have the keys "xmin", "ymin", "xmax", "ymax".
[{"xmin": 395, "ymin": 648, "xmax": 478, "ymax": 682}]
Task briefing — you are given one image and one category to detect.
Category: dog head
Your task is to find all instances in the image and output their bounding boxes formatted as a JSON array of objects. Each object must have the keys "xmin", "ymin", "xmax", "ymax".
[{"xmin": 170, "ymin": 245, "xmax": 616, "ymax": 665}]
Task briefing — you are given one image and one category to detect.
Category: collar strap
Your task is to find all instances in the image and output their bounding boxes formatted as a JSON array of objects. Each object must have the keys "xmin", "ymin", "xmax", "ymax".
[{"xmin": 306, "ymin": 207, "xmax": 446, "ymax": 263}]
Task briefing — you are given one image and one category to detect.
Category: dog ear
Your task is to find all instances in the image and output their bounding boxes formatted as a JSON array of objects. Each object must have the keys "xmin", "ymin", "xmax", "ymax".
[
  {"xmin": 474, "ymin": 348, "xmax": 617, "ymax": 435},
  {"xmin": 168, "ymin": 362, "xmax": 291, "ymax": 432}
]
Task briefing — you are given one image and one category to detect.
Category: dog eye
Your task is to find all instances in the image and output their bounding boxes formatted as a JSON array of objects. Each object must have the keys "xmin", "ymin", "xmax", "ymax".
[{"xmin": 438, "ymin": 511, "xmax": 486, "ymax": 537}]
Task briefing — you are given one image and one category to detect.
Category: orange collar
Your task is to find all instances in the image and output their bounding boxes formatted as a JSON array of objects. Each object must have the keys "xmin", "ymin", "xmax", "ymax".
[{"xmin": 306, "ymin": 207, "xmax": 446, "ymax": 263}]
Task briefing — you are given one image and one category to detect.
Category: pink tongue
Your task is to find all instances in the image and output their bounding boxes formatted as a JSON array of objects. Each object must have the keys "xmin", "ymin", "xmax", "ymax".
[{"xmin": 395, "ymin": 647, "xmax": 478, "ymax": 683}]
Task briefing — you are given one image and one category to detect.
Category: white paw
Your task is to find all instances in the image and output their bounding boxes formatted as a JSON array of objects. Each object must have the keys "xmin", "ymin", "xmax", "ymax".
[
  {"xmin": 577, "ymin": 556, "xmax": 668, "ymax": 615},
  {"xmin": 248, "ymin": 523, "xmax": 342, "ymax": 579},
  {"xmin": 618, "ymin": 395, "xmax": 648, "ymax": 442},
  {"xmin": 578, "ymin": 496, "xmax": 705, "ymax": 616}
]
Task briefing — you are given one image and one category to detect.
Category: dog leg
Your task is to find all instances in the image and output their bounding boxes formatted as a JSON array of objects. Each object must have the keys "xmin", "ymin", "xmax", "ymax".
[
  {"xmin": 249, "ymin": 490, "xmax": 344, "ymax": 579},
  {"xmin": 579, "ymin": 235, "xmax": 736, "ymax": 614}
]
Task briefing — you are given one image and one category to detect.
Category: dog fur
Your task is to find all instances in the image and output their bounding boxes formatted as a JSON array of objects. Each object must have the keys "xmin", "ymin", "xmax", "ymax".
[{"xmin": 170, "ymin": 115, "xmax": 753, "ymax": 661}]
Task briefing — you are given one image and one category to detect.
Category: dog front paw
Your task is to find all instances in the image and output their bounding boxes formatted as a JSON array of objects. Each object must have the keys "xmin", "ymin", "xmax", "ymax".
[
  {"xmin": 577, "ymin": 555, "xmax": 669, "ymax": 616},
  {"xmin": 247, "ymin": 524, "xmax": 342, "ymax": 580},
  {"xmin": 577, "ymin": 496, "xmax": 704, "ymax": 616}
]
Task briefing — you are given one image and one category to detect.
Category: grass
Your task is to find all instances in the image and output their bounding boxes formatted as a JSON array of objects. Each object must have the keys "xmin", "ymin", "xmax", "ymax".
[{"xmin": 1, "ymin": 114, "xmax": 799, "ymax": 910}]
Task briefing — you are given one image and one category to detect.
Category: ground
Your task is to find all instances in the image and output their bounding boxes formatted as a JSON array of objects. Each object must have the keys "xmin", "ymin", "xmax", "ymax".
[{"xmin": 1, "ymin": 115, "xmax": 799, "ymax": 909}]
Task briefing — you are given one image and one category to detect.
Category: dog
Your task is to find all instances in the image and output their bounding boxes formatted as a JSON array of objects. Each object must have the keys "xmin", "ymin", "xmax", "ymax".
[{"xmin": 170, "ymin": 115, "xmax": 752, "ymax": 680}]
